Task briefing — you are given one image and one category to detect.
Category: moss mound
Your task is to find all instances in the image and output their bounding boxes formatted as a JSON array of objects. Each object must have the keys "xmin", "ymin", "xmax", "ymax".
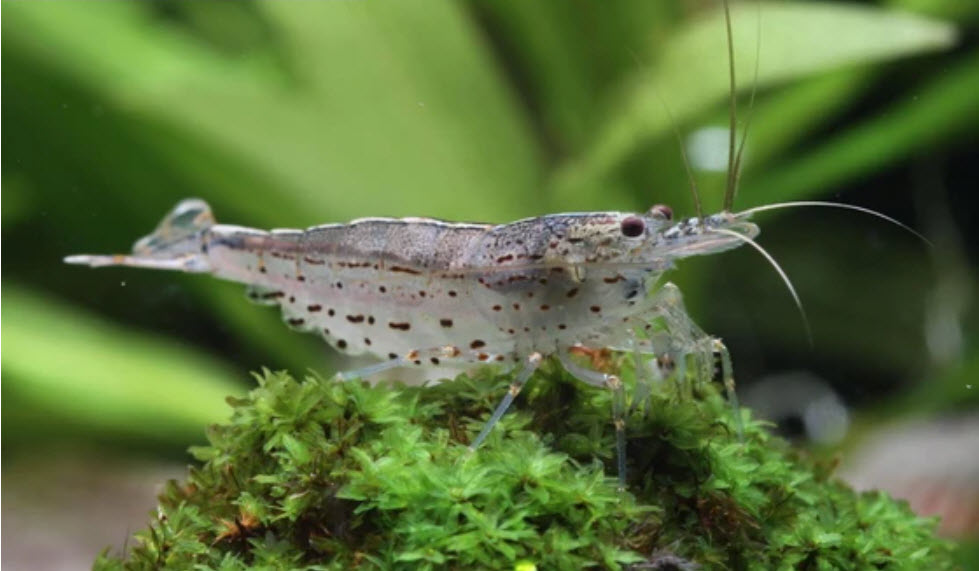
[{"xmin": 95, "ymin": 366, "xmax": 957, "ymax": 570}]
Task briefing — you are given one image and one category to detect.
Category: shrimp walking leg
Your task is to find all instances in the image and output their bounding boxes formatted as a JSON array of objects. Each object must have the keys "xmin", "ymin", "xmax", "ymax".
[
  {"xmin": 627, "ymin": 334, "xmax": 656, "ymax": 415},
  {"xmin": 653, "ymin": 283, "xmax": 715, "ymax": 386},
  {"xmin": 558, "ymin": 352, "xmax": 627, "ymax": 488},
  {"xmin": 622, "ymin": 284, "xmax": 743, "ymax": 430},
  {"xmin": 713, "ymin": 338, "xmax": 744, "ymax": 438},
  {"xmin": 468, "ymin": 352, "xmax": 543, "ymax": 451},
  {"xmin": 336, "ymin": 358, "xmax": 406, "ymax": 381},
  {"xmin": 655, "ymin": 285, "xmax": 743, "ymax": 434}
]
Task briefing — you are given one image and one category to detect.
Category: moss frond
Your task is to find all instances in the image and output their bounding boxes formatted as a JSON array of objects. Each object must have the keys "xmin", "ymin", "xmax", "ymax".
[{"xmin": 95, "ymin": 366, "xmax": 957, "ymax": 570}]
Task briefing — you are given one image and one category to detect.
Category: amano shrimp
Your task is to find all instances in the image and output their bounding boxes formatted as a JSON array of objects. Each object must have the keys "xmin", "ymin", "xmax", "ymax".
[
  {"xmin": 63, "ymin": 2, "xmax": 783, "ymax": 486},
  {"xmin": 65, "ymin": 1, "xmax": 923, "ymax": 484},
  {"xmin": 65, "ymin": 199, "xmax": 764, "ymax": 482}
]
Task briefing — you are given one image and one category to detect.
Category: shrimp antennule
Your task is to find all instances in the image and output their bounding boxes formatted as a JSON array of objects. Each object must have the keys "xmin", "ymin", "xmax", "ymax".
[
  {"xmin": 709, "ymin": 227, "xmax": 812, "ymax": 346},
  {"xmin": 737, "ymin": 201, "xmax": 931, "ymax": 246}
]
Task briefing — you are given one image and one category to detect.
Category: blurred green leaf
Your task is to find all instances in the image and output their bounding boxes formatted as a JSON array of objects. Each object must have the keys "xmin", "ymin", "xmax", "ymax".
[
  {"xmin": 2, "ymin": 285, "xmax": 242, "ymax": 443},
  {"xmin": 3, "ymin": 1, "xmax": 543, "ymax": 224},
  {"xmin": 741, "ymin": 51, "xmax": 979, "ymax": 207},
  {"xmin": 470, "ymin": 1, "xmax": 678, "ymax": 153},
  {"xmin": 552, "ymin": 1, "xmax": 956, "ymax": 207},
  {"xmin": 735, "ymin": 69, "xmax": 871, "ymax": 177},
  {"xmin": 887, "ymin": 0, "xmax": 979, "ymax": 21},
  {"xmin": 0, "ymin": 173, "xmax": 33, "ymax": 226},
  {"xmin": 666, "ymin": 69, "xmax": 874, "ymax": 210},
  {"xmin": 2, "ymin": 0, "xmax": 549, "ymax": 374}
]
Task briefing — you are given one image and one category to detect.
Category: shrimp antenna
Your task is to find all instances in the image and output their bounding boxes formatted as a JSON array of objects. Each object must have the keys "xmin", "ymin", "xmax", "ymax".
[
  {"xmin": 737, "ymin": 201, "xmax": 933, "ymax": 247},
  {"xmin": 710, "ymin": 227, "xmax": 814, "ymax": 347},
  {"xmin": 662, "ymin": 92, "xmax": 705, "ymax": 221},
  {"xmin": 626, "ymin": 47, "xmax": 704, "ymax": 221},
  {"xmin": 722, "ymin": 0, "xmax": 739, "ymax": 212},
  {"xmin": 729, "ymin": 2, "xmax": 762, "ymax": 211}
]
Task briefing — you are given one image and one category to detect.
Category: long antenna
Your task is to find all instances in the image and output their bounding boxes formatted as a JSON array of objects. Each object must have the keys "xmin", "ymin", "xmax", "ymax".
[
  {"xmin": 662, "ymin": 95, "xmax": 705, "ymax": 221},
  {"xmin": 731, "ymin": 3, "xmax": 762, "ymax": 210},
  {"xmin": 711, "ymin": 227, "xmax": 813, "ymax": 347},
  {"xmin": 737, "ymin": 201, "xmax": 933, "ymax": 246},
  {"xmin": 626, "ymin": 48, "xmax": 704, "ymax": 220},
  {"xmin": 723, "ymin": 0, "xmax": 739, "ymax": 212}
]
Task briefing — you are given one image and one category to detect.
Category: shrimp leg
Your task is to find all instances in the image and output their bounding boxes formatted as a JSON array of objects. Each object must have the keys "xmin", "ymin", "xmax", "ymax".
[
  {"xmin": 469, "ymin": 352, "xmax": 543, "ymax": 451},
  {"xmin": 558, "ymin": 352, "xmax": 627, "ymax": 489},
  {"xmin": 628, "ymin": 283, "xmax": 744, "ymax": 436}
]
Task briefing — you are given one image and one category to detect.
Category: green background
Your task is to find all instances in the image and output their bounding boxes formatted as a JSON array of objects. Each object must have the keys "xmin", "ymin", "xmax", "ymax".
[{"xmin": 2, "ymin": 0, "xmax": 977, "ymax": 566}]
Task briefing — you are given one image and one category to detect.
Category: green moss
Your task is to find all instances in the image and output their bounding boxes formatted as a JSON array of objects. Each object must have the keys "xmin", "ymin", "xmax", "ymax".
[{"xmin": 95, "ymin": 365, "xmax": 958, "ymax": 570}]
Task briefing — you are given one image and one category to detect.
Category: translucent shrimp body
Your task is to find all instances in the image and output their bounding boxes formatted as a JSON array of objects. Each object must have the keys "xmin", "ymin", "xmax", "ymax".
[
  {"xmin": 67, "ymin": 200, "xmax": 755, "ymax": 368},
  {"xmin": 66, "ymin": 199, "xmax": 758, "ymax": 483}
]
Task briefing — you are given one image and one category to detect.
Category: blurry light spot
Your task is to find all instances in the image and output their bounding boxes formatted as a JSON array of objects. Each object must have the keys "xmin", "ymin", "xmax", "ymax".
[
  {"xmin": 803, "ymin": 393, "xmax": 850, "ymax": 445},
  {"xmin": 742, "ymin": 371, "xmax": 849, "ymax": 445},
  {"xmin": 686, "ymin": 126, "xmax": 735, "ymax": 172},
  {"xmin": 924, "ymin": 277, "xmax": 969, "ymax": 367}
]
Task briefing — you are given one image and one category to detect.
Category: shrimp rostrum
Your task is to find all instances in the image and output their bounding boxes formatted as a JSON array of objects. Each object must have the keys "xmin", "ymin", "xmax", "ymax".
[{"xmin": 66, "ymin": 198, "xmax": 762, "ymax": 482}]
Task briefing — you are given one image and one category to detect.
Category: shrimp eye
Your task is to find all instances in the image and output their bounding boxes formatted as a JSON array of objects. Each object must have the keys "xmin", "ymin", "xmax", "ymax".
[
  {"xmin": 649, "ymin": 204, "xmax": 673, "ymax": 221},
  {"xmin": 620, "ymin": 216, "xmax": 645, "ymax": 238}
]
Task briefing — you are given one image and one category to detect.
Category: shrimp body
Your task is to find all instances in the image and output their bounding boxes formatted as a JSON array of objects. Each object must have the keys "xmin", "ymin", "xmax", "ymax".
[
  {"xmin": 66, "ymin": 198, "xmax": 759, "ymax": 482},
  {"xmin": 67, "ymin": 199, "xmax": 757, "ymax": 374},
  {"xmin": 63, "ymin": 1, "xmax": 918, "ymax": 488}
]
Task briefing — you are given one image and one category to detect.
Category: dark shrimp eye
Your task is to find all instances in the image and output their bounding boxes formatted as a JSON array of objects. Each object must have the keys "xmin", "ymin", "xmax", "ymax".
[
  {"xmin": 649, "ymin": 204, "xmax": 673, "ymax": 221},
  {"xmin": 620, "ymin": 216, "xmax": 645, "ymax": 238}
]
